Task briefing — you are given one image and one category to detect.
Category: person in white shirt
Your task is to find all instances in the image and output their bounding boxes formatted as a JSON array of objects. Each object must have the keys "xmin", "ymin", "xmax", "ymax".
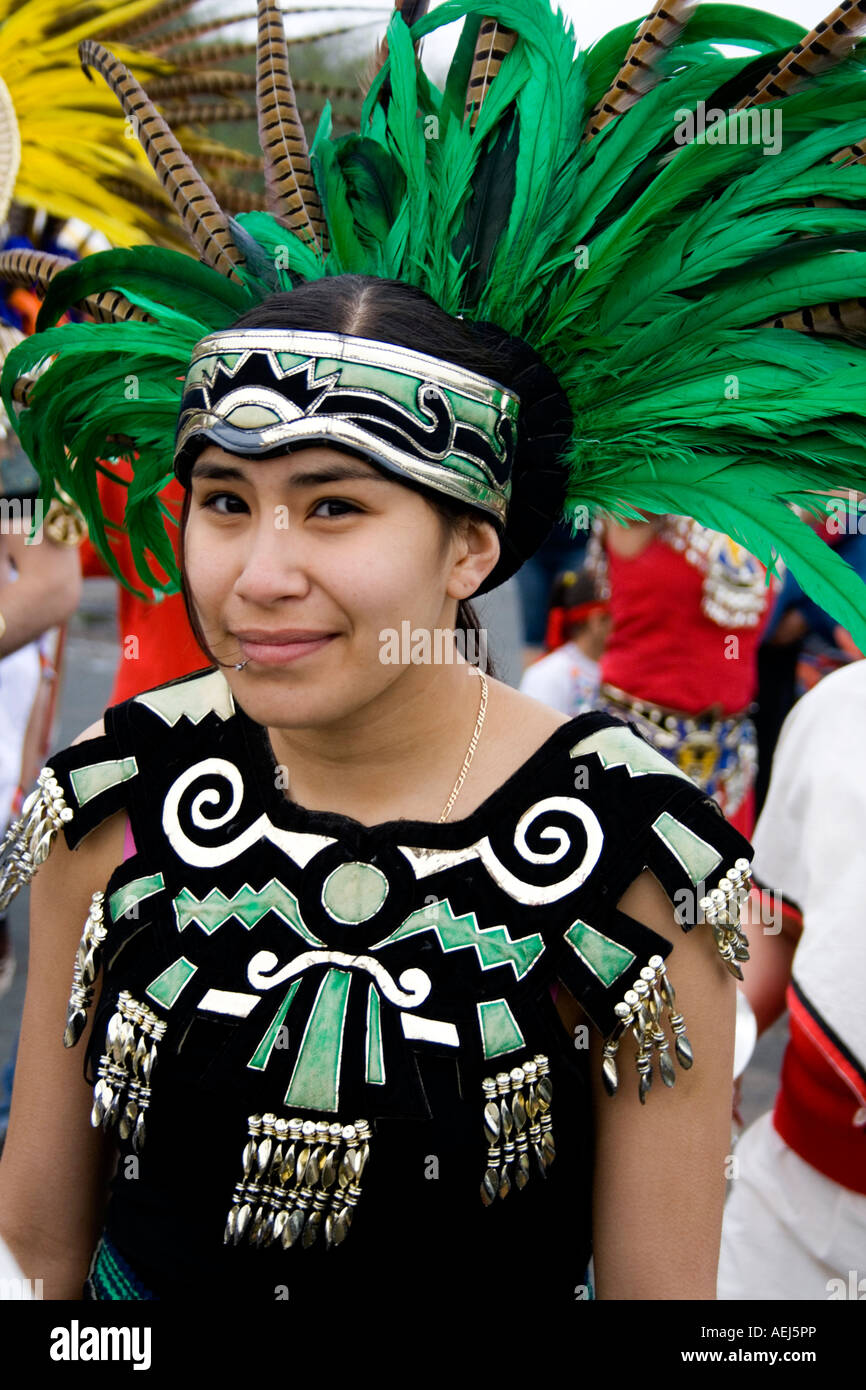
[
  {"xmin": 520, "ymin": 567, "xmax": 610, "ymax": 714},
  {"xmin": 717, "ymin": 658, "xmax": 866, "ymax": 1299}
]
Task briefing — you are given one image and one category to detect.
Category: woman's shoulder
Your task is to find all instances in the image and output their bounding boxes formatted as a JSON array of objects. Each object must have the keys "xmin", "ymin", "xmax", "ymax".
[
  {"xmin": 65, "ymin": 667, "xmax": 226, "ymax": 750},
  {"xmin": 461, "ymin": 686, "xmax": 753, "ymax": 1092},
  {"xmin": 488, "ymin": 679, "xmax": 573, "ymax": 740},
  {"xmin": 72, "ymin": 716, "xmax": 106, "ymax": 745},
  {"xmin": 486, "ymin": 680, "xmax": 693, "ymax": 788},
  {"xmin": 116, "ymin": 664, "xmax": 232, "ymax": 725},
  {"xmin": 18, "ymin": 668, "xmax": 229, "ymax": 869}
]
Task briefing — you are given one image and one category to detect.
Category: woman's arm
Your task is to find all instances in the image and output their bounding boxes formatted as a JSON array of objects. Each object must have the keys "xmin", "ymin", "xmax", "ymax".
[
  {"xmin": 0, "ymin": 720, "xmax": 127, "ymax": 1297},
  {"xmin": 590, "ymin": 868, "xmax": 736, "ymax": 1300},
  {"xmin": 603, "ymin": 515, "xmax": 659, "ymax": 559},
  {"xmin": 735, "ymin": 889, "xmax": 801, "ymax": 1036},
  {"xmin": 0, "ymin": 529, "xmax": 82, "ymax": 659}
]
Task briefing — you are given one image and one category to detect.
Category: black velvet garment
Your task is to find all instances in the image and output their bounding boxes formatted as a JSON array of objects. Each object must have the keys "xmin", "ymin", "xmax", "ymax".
[{"xmin": 44, "ymin": 668, "xmax": 751, "ymax": 1310}]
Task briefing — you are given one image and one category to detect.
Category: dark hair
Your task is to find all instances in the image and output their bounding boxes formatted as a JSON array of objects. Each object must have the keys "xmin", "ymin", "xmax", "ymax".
[
  {"xmin": 549, "ymin": 566, "xmax": 604, "ymax": 617},
  {"xmin": 178, "ymin": 274, "xmax": 534, "ymax": 675}
]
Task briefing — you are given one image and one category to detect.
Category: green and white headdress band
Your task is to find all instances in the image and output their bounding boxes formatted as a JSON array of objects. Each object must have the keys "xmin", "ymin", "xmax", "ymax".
[{"xmin": 174, "ymin": 330, "xmax": 521, "ymax": 526}]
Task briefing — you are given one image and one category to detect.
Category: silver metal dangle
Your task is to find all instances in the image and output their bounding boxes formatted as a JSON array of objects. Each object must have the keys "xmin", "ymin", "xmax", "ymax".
[
  {"xmin": 225, "ymin": 1112, "xmax": 372, "ymax": 1251},
  {"xmin": 0, "ymin": 766, "xmax": 73, "ymax": 910},
  {"xmin": 602, "ymin": 956, "xmax": 693, "ymax": 1102},
  {"xmin": 64, "ymin": 890, "xmax": 107, "ymax": 1047},
  {"xmin": 480, "ymin": 1054, "xmax": 554, "ymax": 1205},
  {"xmin": 699, "ymin": 858, "xmax": 752, "ymax": 978},
  {"xmin": 91, "ymin": 991, "xmax": 166, "ymax": 1152}
]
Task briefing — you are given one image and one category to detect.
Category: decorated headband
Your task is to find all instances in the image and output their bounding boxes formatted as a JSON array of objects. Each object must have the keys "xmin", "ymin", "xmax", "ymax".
[{"xmin": 174, "ymin": 330, "xmax": 520, "ymax": 525}]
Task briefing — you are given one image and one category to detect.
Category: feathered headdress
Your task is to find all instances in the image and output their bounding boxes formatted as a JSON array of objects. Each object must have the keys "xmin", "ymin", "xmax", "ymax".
[{"xmin": 4, "ymin": 0, "xmax": 866, "ymax": 640}]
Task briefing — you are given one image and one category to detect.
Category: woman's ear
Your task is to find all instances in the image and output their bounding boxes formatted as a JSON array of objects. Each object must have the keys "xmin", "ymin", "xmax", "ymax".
[{"xmin": 446, "ymin": 517, "xmax": 501, "ymax": 599}]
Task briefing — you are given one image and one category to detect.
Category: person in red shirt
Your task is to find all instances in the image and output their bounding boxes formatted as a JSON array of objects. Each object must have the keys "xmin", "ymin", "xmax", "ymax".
[{"xmin": 590, "ymin": 515, "xmax": 775, "ymax": 837}]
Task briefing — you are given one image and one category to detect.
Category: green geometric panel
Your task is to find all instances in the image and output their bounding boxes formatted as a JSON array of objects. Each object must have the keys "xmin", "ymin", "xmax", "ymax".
[
  {"xmin": 109, "ymin": 872, "xmax": 165, "ymax": 922},
  {"xmin": 134, "ymin": 668, "xmax": 235, "ymax": 726},
  {"xmin": 69, "ymin": 756, "xmax": 138, "ymax": 807},
  {"xmin": 322, "ymin": 861, "xmax": 389, "ymax": 924},
  {"xmin": 146, "ymin": 956, "xmax": 197, "ymax": 1009},
  {"xmin": 652, "ymin": 811, "xmax": 722, "ymax": 885},
  {"xmin": 285, "ymin": 969, "xmax": 352, "ymax": 1112},
  {"xmin": 173, "ymin": 880, "xmax": 324, "ymax": 945},
  {"xmin": 187, "ymin": 351, "xmax": 243, "ymax": 389},
  {"xmin": 375, "ymin": 899, "xmax": 545, "ymax": 981},
  {"xmin": 569, "ymin": 726, "xmax": 692, "ymax": 782},
  {"xmin": 564, "ymin": 919, "xmax": 635, "ymax": 986},
  {"xmin": 365, "ymin": 984, "xmax": 385, "ymax": 1084},
  {"xmin": 477, "ymin": 998, "xmax": 526, "ymax": 1059},
  {"xmin": 248, "ymin": 980, "xmax": 301, "ymax": 1071}
]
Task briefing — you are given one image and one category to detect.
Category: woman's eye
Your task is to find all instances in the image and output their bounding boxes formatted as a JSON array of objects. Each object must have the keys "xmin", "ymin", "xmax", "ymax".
[
  {"xmin": 201, "ymin": 491, "xmax": 247, "ymax": 515},
  {"xmin": 312, "ymin": 498, "xmax": 360, "ymax": 519}
]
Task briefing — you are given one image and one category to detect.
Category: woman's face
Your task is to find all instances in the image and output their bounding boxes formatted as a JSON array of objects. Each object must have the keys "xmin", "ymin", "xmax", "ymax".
[{"xmin": 184, "ymin": 444, "xmax": 499, "ymax": 729}]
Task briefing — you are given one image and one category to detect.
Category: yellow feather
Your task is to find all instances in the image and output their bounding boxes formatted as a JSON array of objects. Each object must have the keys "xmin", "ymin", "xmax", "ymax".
[{"xmin": 0, "ymin": 0, "xmax": 252, "ymax": 249}]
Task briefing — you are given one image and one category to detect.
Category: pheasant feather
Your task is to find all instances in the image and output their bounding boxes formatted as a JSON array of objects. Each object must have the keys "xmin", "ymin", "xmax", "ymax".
[
  {"xmin": 255, "ymin": 0, "xmax": 327, "ymax": 251},
  {"xmin": 737, "ymin": 0, "xmax": 866, "ymax": 106},
  {"xmin": 465, "ymin": 17, "xmax": 517, "ymax": 130},
  {"xmin": 585, "ymin": 0, "xmax": 695, "ymax": 140},
  {"xmin": 79, "ymin": 39, "xmax": 244, "ymax": 280},
  {"xmin": 0, "ymin": 246, "xmax": 158, "ymax": 323}
]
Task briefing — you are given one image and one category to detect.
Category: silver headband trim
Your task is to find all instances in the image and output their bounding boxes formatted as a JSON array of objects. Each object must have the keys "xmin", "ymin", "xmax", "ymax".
[
  {"xmin": 175, "ymin": 328, "xmax": 519, "ymax": 524},
  {"xmin": 186, "ymin": 330, "xmax": 518, "ymax": 406}
]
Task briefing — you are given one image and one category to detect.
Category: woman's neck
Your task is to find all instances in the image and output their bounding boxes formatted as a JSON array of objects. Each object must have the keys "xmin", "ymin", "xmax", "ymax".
[{"xmin": 267, "ymin": 661, "xmax": 489, "ymax": 826}]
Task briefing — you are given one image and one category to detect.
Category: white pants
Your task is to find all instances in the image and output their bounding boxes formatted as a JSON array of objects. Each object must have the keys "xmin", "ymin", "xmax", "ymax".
[{"xmin": 718, "ymin": 1111, "xmax": 866, "ymax": 1300}]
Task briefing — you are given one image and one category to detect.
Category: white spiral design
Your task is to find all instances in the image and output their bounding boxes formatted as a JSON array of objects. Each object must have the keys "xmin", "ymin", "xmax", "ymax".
[
  {"xmin": 475, "ymin": 796, "xmax": 604, "ymax": 904},
  {"xmin": 162, "ymin": 757, "xmax": 336, "ymax": 868},
  {"xmin": 182, "ymin": 758, "xmax": 244, "ymax": 830}
]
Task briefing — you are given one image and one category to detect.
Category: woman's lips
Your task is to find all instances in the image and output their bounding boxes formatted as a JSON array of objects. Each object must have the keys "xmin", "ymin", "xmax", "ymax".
[{"xmin": 233, "ymin": 631, "xmax": 338, "ymax": 666}]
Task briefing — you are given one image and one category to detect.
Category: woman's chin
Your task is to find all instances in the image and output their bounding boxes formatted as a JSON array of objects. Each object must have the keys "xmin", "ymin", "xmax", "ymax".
[{"xmin": 226, "ymin": 667, "xmax": 379, "ymax": 731}]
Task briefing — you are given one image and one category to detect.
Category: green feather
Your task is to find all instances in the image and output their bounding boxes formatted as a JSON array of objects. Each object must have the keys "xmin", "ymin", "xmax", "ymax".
[
  {"xmin": 450, "ymin": 115, "xmax": 519, "ymax": 307},
  {"xmin": 336, "ymin": 135, "xmax": 406, "ymax": 257},
  {"xmin": 575, "ymin": 465, "xmax": 866, "ymax": 652},
  {"xmin": 36, "ymin": 247, "xmax": 255, "ymax": 332},
  {"xmin": 233, "ymin": 210, "xmax": 322, "ymax": 286},
  {"xmin": 312, "ymin": 114, "xmax": 370, "ymax": 274}
]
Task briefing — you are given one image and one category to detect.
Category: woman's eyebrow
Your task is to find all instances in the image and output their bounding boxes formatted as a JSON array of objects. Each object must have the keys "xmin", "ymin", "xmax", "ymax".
[
  {"xmin": 189, "ymin": 461, "xmax": 388, "ymax": 486},
  {"xmin": 190, "ymin": 461, "xmax": 246, "ymax": 481},
  {"xmin": 286, "ymin": 464, "xmax": 389, "ymax": 487}
]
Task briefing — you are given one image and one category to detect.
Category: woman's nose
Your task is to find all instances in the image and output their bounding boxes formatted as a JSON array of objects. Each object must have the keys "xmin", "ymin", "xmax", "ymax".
[{"xmin": 233, "ymin": 514, "xmax": 312, "ymax": 604}]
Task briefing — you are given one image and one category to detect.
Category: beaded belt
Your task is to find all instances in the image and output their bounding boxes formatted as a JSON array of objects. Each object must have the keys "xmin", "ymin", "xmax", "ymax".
[
  {"xmin": 85, "ymin": 1233, "xmax": 155, "ymax": 1301},
  {"xmin": 598, "ymin": 684, "xmax": 757, "ymax": 818}
]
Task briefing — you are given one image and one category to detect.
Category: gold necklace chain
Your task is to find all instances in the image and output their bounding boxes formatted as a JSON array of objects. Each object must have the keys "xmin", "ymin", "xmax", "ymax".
[{"xmin": 438, "ymin": 668, "xmax": 488, "ymax": 824}]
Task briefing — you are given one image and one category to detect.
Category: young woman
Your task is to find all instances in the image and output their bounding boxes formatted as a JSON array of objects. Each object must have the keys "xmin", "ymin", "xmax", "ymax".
[
  {"xmin": 0, "ymin": 0, "xmax": 864, "ymax": 1311},
  {"xmin": 0, "ymin": 278, "xmax": 752, "ymax": 1306}
]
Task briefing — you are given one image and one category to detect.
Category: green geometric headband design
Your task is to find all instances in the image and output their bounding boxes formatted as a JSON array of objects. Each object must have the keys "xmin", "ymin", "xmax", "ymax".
[{"xmin": 174, "ymin": 331, "xmax": 520, "ymax": 525}]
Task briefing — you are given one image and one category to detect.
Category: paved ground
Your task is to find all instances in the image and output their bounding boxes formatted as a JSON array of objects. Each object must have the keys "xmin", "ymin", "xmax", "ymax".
[{"xmin": 0, "ymin": 576, "xmax": 787, "ymax": 1134}]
